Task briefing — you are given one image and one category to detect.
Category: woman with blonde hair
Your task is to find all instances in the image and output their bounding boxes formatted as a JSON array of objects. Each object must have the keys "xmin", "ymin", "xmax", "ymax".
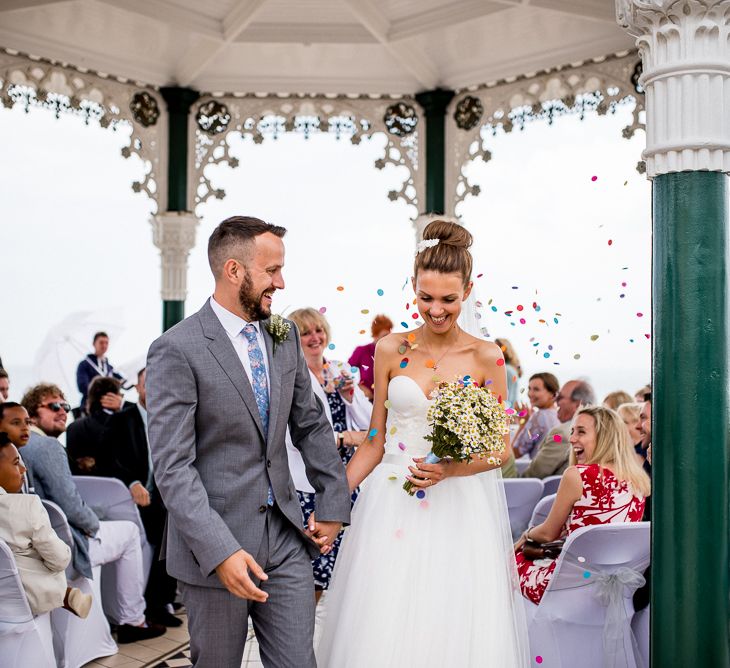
[
  {"xmin": 285, "ymin": 307, "xmax": 372, "ymax": 600},
  {"xmin": 602, "ymin": 390, "xmax": 633, "ymax": 411},
  {"xmin": 514, "ymin": 405, "xmax": 650, "ymax": 604}
]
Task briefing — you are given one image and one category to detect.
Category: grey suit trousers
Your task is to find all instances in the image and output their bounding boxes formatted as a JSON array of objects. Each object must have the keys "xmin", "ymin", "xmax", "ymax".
[{"xmin": 180, "ymin": 505, "xmax": 316, "ymax": 668}]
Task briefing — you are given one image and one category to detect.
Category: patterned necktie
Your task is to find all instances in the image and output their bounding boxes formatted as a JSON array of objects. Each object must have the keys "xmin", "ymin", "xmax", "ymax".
[
  {"xmin": 242, "ymin": 323, "xmax": 274, "ymax": 506},
  {"xmin": 242, "ymin": 323, "xmax": 269, "ymax": 436}
]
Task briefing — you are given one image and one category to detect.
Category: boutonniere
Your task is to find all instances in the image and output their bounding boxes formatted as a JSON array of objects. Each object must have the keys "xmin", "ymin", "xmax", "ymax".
[{"xmin": 266, "ymin": 314, "xmax": 291, "ymax": 353}]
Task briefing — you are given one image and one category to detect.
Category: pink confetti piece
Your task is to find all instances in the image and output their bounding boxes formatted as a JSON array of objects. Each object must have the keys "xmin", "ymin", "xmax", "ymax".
[
  {"xmin": 398, "ymin": 442, "xmax": 406, "ymax": 451},
  {"xmin": 419, "ymin": 500, "xmax": 429, "ymax": 510},
  {"xmin": 395, "ymin": 529, "xmax": 404, "ymax": 539},
  {"xmin": 553, "ymin": 434, "xmax": 563, "ymax": 442}
]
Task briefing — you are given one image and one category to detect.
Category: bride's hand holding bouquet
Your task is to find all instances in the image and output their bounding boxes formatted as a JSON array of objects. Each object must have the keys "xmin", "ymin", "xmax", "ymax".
[{"xmin": 404, "ymin": 375, "xmax": 508, "ymax": 495}]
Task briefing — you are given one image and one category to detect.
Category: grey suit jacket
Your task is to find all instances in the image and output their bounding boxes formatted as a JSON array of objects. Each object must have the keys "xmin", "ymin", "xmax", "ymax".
[
  {"xmin": 21, "ymin": 430, "xmax": 100, "ymax": 578},
  {"xmin": 146, "ymin": 301, "xmax": 351, "ymax": 587},
  {"xmin": 520, "ymin": 421, "xmax": 572, "ymax": 479}
]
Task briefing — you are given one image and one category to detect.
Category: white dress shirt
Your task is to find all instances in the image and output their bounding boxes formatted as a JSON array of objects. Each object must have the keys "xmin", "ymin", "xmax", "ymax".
[{"xmin": 209, "ymin": 296, "xmax": 270, "ymax": 391}]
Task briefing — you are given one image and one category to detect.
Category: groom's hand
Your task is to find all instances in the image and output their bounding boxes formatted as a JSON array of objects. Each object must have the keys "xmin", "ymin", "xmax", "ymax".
[
  {"xmin": 215, "ymin": 549, "xmax": 269, "ymax": 602},
  {"xmin": 306, "ymin": 513, "xmax": 342, "ymax": 555}
]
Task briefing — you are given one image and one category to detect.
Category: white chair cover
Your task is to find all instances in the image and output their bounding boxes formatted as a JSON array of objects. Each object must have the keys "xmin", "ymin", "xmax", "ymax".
[
  {"xmin": 72, "ymin": 475, "xmax": 153, "ymax": 622},
  {"xmin": 530, "ymin": 493, "xmax": 557, "ymax": 528},
  {"xmin": 542, "ymin": 475, "xmax": 562, "ymax": 497},
  {"xmin": 631, "ymin": 606, "xmax": 649, "ymax": 668},
  {"xmin": 0, "ymin": 539, "xmax": 56, "ymax": 667},
  {"xmin": 503, "ymin": 478, "xmax": 544, "ymax": 539},
  {"xmin": 526, "ymin": 522, "xmax": 650, "ymax": 668},
  {"xmin": 515, "ymin": 455, "xmax": 531, "ymax": 475},
  {"xmin": 42, "ymin": 500, "xmax": 118, "ymax": 668}
]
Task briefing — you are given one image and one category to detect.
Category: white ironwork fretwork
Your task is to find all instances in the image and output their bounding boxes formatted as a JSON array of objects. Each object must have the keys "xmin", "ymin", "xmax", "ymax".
[
  {"xmin": 190, "ymin": 94, "xmax": 423, "ymax": 219},
  {"xmin": 617, "ymin": 0, "xmax": 730, "ymax": 176},
  {"xmin": 0, "ymin": 50, "xmax": 166, "ymax": 211},
  {"xmin": 446, "ymin": 51, "xmax": 646, "ymax": 215}
]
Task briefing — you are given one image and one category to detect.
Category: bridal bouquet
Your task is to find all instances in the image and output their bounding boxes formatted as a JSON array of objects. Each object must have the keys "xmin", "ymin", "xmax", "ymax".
[{"xmin": 403, "ymin": 376, "xmax": 508, "ymax": 496}]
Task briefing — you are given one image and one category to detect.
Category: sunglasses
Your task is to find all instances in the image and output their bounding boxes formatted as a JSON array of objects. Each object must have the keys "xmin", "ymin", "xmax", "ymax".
[{"xmin": 40, "ymin": 402, "xmax": 71, "ymax": 413}]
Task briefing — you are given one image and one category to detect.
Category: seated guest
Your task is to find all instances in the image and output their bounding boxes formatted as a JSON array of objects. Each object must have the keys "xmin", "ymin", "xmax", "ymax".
[
  {"xmin": 602, "ymin": 390, "xmax": 632, "ymax": 411},
  {"xmin": 514, "ymin": 406, "xmax": 650, "ymax": 604},
  {"xmin": 348, "ymin": 314, "xmax": 393, "ymax": 401},
  {"xmin": 617, "ymin": 402, "xmax": 644, "ymax": 460},
  {"xmin": 288, "ymin": 308, "xmax": 371, "ymax": 602},
  {"xmin": 19, "ymin": 383, "xmax": 165, "ymax": 643},
  {"xmin": 76, "ymin": 331, "xmax": 125, "ymax": 415},
  {"xmin": 0, "ymin": 433, "xmax": 92, "ymax": 618},
  {"xmin": 0, "ymin": 402, "xmax": 32, "ymax": 492},
  {"xmin": 66, "ymin": 376, "xmax": 123, "ymax": 475},
  {"xmin": 512, "ymin": 372, "xmax": 560, "ymax": 459},
  {"xmin": 103, "ymin": 368, "xmax": 181, "ymax": 627},
  {"xmin": 520, "ymin": 379, "xmax": 596, "ymax": 479},
  {"xmin": 0, "ymin": 368, "xmax": 9, "ymax": 401},
  {"xmin": 634, "ymin": 384, "xmax": 651, "ymax": 403}
]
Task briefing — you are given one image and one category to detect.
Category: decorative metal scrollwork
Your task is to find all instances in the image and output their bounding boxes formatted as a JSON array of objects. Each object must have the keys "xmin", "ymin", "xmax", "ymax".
[
  {"xmin": 454, "ymin": 95, "xmax": 483, "ymax": 130},
  {"xmin": 631, "ymin": 61, "xmax": 643, "ymax": 94},
  {"xmin": 129, "ymin": 91, "xmax": 159, "ymax": 127},
  {"xmin": 196, "ymin": 100, "xmax": 231, "ymax": 135},
  {"xmin": 383, "ymin": 102, "xmax": 418, "ymax": 136}
]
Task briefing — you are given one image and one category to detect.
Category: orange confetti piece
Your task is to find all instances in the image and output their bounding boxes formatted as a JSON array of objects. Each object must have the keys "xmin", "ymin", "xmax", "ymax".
[
  {"xmin": 425, "ymin": 359, "xmax": 436, "ymax": 369},
  {"xmin": 407, "ymin": 333, "xmax": 416, "ymax": 343},
  {"xmin": 337, "ymin": 286, "xmax": 344, "ymax": 291}
]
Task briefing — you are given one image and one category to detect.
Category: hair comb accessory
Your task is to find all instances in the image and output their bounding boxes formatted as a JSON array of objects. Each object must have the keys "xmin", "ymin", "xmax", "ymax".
[{"xmin": 416, "ymin": 238, "xmax": 440, "ymax": 254}]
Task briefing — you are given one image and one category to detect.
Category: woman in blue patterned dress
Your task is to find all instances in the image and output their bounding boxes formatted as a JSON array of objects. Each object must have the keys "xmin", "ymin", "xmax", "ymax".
[{"xmin": 286, "ymin": 308, "xmax": 372, "ymax": 601}]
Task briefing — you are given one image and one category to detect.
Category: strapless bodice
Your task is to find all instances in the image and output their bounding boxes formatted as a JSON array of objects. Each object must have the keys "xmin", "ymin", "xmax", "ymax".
[{"xmin": 383, "ymin": 375, "xmax": 434, "ymax": 461}]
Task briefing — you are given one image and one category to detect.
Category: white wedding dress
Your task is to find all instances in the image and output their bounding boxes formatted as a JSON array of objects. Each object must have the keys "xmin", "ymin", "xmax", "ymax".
[{"xmin": 317, "ymin": 374, "xmax": 530, "ymax": 667}]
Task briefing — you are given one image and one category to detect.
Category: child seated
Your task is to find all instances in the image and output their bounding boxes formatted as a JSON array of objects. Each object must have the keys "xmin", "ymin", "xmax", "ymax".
[{"xmin": 0, "ymin": 432, "xmax": 92, "ymax": 618}]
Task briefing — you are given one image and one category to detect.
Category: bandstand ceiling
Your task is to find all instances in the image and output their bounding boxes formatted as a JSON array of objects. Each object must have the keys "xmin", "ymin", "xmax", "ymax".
[{"xmin": 0, "ymin": 0, "xmax": 633, "ymax": 94}]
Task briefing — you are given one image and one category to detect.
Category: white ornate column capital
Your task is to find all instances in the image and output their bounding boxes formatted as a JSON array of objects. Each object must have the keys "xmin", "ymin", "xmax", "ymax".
[
  {"xmin": 151, "ymin": 211, "xmax": 200, "ymax": 301},
  {"xmin": 616, "ymin": 0, "xmax": 730, "ymax": 176}
]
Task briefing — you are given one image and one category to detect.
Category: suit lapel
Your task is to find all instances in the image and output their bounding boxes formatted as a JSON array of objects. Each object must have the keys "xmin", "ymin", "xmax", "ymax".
[
  {"xmin": 261, "ymin": 321, "xmax": 281, "ymax": 451},
  {"xmin": 200, "ymin": 303, "xmax": 266, "ymax": 441}
]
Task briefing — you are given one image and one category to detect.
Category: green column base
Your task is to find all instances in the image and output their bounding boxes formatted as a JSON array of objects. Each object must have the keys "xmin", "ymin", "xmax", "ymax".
[
  {"xmin": 652, "ymin": 171, "xmax": 730, "ymax": 667},
  {"xmin": 163, "ymin": 300, "xmax": 185, "ymax": 332}
]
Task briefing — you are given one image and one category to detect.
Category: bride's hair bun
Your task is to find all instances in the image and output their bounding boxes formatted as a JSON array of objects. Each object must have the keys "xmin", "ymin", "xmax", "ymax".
[{"xmin": 414, "ymin": 219, "xmax": 473, "ymax": 286}]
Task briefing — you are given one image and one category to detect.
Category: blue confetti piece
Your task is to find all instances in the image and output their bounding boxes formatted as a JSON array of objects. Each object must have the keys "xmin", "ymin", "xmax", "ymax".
[
  {"xmin": 543, "ymin": 352, "xmax": 550, "ymax": 358},
  {"xmin": 350, "ymin": 366, "xmax": 359, "ymax": 374},
  {"xmin": 368, "ymin": 428, "xmax": 378, "ymax": 438},
  {"xmin": 328, "ymin": 343, "xmax": 335, "ymax": 350},
  {"xmin": 491, "ymin": 306, "xmax": 498, "ymax": 312},
  {"xmin": 377, "ymin": 289, "xmax": 384, "ymax": 296},
  {"xmin": 401, "ymin": 321, "xmax": 408, "ymax": 328},
  {"xmin": 583, "ymin": 571, "xmax": 591, "ymax": 579},
  {"xmin": 416, "ymin": 490, "xmax": 426, "ymax": 499}
]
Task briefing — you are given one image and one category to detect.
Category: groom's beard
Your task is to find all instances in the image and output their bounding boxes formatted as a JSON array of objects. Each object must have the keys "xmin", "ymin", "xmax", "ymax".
[{"xmin": 238, "ymin": 271, "xmax": 273, "ymax": 321}]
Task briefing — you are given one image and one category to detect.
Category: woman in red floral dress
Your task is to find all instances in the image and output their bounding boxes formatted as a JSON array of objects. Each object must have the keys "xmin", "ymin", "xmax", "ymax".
[{"xmin": 514, "ymin": 405, "xmax": 651, "ymax": 605}]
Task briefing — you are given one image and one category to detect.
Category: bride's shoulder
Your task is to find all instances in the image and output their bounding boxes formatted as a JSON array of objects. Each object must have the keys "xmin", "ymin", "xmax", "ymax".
[
  {"xmin": 374, "ymin": 332, "xmax": 405, "ymax": 357},
  {"xmin": 471, "ymin": 338, "xmax": 504, "ymax": 364}
]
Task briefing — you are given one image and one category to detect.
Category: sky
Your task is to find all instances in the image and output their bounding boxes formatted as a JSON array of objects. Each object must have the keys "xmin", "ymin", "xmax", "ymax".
[{"xmin": 0, "ymin": 101, "xmax": 650, "ymax": 406}]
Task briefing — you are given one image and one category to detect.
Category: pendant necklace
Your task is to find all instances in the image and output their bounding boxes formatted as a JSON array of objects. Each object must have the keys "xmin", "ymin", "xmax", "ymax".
[{"xmin": 421, "ymin": 325, "xmax": 462, "ymax": 372}]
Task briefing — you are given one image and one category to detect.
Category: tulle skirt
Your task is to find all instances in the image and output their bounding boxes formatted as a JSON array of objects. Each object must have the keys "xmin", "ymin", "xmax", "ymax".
[{"xmin": 316, "ymin": 453, "xmax": 530, "ymax": 667}]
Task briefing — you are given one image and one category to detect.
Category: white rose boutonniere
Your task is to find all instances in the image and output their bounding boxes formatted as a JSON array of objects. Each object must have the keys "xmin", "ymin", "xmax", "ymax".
[{"xmin": 266, "ymin": 314, "xmax": 291, "ymax": 353}]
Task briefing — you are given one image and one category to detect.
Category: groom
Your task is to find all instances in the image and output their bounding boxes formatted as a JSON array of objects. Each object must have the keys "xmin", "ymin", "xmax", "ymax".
[{"xmin": 146, "ymin": 216, "xmax": 351, "ymax": 667}]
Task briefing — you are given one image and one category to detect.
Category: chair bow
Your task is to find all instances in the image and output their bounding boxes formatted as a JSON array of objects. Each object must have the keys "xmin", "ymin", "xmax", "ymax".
[{"xmin": 595, "ymin": 567, "xmax": 646, "ymax": 668}]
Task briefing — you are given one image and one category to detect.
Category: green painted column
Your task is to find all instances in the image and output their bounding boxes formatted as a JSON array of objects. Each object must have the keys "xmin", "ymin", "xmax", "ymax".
[
  {"xmin": 652, "ymin": 171, "xmax": 730, "ymax": 667},
  {"xmin": 159, "ymin": 86, "xmax": 200, "ymax": 331},
  {"xmin": 415, "ymin": 88, "xmax": 454, "ymax": 214}
]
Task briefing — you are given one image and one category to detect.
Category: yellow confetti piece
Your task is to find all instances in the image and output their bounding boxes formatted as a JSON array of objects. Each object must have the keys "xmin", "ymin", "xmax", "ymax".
[
  {"xmin": 361, "ymin": 309, "xmax": 369, "ymax": 314},
  {"xmin": 590, "ymin": 335, "xmax": 599, "ymax": 341},
  {"xmin": 390, "ymin": 426, "xmax": 397, "ymax": 435},
  {"xmin": 384, "ymin": 399, "xmax": 392, "ymax": 409},
  {"xmin": 388, "ymin": 475, "xmax": 398, "ymax": 481},
  {"xmin": 359, "ymin": 329, "xmax": 366, "ymax": 334},
  {"xmin": 574, "ymin": 354, "xmax": 581, "ymax": 360}
]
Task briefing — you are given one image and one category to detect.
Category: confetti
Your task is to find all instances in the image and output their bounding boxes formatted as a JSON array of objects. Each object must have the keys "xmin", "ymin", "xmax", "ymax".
[
  {"xmin": 361, "ymin": 309, "xmax": 369, "ymax": 314},
  {"xmin": 407, "ymin": 333, "xmax": 416, "ymax": 343},
  {"xmin": 591, "ymin": 175, "xmax": 598, "ymax": 182},
  {"xmin": 577, "ymin": 556, "xmax": 586, "ymax": 563},
  {"xmin": 377, "ymin": 289, "xmax": 384, "ymax": 296},
  {"xmin": 574, "ymin": 354, "xmax": 581, "ymax": 360},
  {"xmin": 328, "ymin": 343, "xmax": 335, "ymax": 350},
  {"xmin": 477, "ymin": 273, "xmax": 483, "ymax": 278},
  {"xmin": 398, "ymin": 345, "xmax": 407, "ymax": 354},
  {"xmin": 645, "ymin": 333, "xmax": 651, "ymax": 339},
  {"xmin": 412, "ymin": 313, "xmax": 419, "ymax": 320},
  {"xmin": 608, "ymin": 239, "xmax": 613, "ymax": 246},
  {"xmin": 536, "ymin": 657, "xmax": 544, "ymax": 665},
  {"xmin": 419, "ymin": 500, "xmax": 429, "ymax": 509},
  {"xmin": 425, "ymin": 359, "xmax": 436, "ymax": 369},
  {"xmin": 553, "ymin": 434, "xmax": 562, "ymax": 442},
  {"xmin": 401, "ymin": 321, "xmax": 409, "ymax": 328},
  {"xmin": 351, "ymin": 366, "xmax": 359, "ymax": 374},
  {"xmin": 543, "ymin": 352, "xmax": 550, "ymax": 359},
  {"xmin": 416, "ymin": 490, "xmax": 426, "ymax": 499},
  {"xmin": 583, "ymin": 571, "xmax": 591, "ymax": 579},
  {"xmin": 336, "ymin": 286, "xmax": 344, "ymax": 292},
  {"xmin": 398, "ymin": 442, "xmax": 406, "ymax": 451},
  {"xmin": 517, "ymin": 305, "xmax": 524, "ymax": 311},
  {"xmin": 390, "ymin": 426, "xmax": 397, "ymax": 435},
  {"xmin": 359, "ymin": 329, "xmax": 366, "ymax": 334},
  {"xmin": 388, "ymin": 475, "xmax": 397, "ymax": 481},
  {"xmin": 384, "ymin": 400, "xmax": 392, "ymax": 409},
  {"xmin": 590, "ymin": 335, "xmax": 599, "ymax": 341},
  {"xmin": 519, "ymin": 318, "xmax": 526, "ymax": 325},
  {"xmin": 491, "ymin": 306, "xmax": 498, "ymax": 312},
  {"xmin": 496, "ymin": 359, "xmax": 505, "ymax": 367},
  {"xmin": 637, "ymin": 312, "xmax": 643, "ymax": 317},
  {"xmin": 400, "ymin": 358, "xmax": 409, "ymax": 368},
  {"xmin": 395, "ymin": 529, "xmax": 404, "ymax": 539},
  {"xmin": 369, "ymin": 428, "xmax": 378, "ymax": 438},
  {"xmin": 319, "ymin": 306, "xmax": 327, "ymax": 314}
]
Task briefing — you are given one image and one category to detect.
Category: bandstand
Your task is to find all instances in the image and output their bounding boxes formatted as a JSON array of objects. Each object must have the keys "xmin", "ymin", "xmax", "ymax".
[{"xmin": 0, "ymin": 1, "xmax": 728, "ymax": 666}]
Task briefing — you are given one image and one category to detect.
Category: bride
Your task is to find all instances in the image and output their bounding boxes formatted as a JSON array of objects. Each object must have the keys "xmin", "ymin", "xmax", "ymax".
[{"xmin": 316, "ymin": 220, "xmax": 530, "ymax": 667}]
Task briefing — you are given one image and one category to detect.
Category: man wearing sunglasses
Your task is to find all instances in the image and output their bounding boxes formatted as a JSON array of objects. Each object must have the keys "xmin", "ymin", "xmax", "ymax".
[{"xmin": 19, "ymin": 383, "xmax": 165, "ymax": 643}]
